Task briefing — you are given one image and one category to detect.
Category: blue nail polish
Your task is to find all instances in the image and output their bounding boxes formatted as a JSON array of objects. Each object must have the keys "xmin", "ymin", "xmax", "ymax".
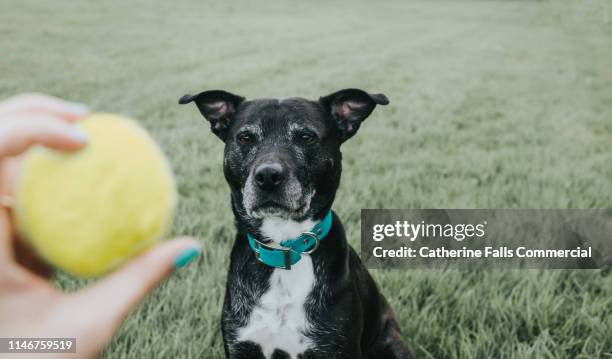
[
  {"xmin": 68, "ymin": 102, "xmax": 89, "ymax": 114},
  {"xmin": 174, "ymin": 248, "xmax": 200, "ymax": 269},
  {"xmin": 70, "ymin": 128, "xmax": 89, "ymax": 143}
]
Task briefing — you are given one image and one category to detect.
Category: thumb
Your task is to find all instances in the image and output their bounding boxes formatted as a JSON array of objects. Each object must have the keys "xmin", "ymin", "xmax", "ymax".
[{"xmin": 69, "ymin": 237, "xmax": 201, "ymax": 334}]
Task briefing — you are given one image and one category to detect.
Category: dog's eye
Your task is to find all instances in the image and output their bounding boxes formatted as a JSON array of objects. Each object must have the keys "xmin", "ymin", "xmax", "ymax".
[
  {"xmin": 236, "ymin": 132, "xmax": 255, "ymax": 145},
  {"xmin": 298, "ymin": 132, "xmax": 317, "ymax": 145}
]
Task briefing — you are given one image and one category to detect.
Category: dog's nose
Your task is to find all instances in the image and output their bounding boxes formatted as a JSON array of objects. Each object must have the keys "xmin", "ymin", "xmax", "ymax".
[{"xmin": 254, "ymin": 163, "xmax": 286, "ymax": 191}]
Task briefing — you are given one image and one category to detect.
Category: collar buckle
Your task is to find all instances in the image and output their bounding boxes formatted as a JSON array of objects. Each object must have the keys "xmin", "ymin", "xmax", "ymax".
[{"xmin": 251, "ymin": 238, "xmax": 292, "ymax": 270}]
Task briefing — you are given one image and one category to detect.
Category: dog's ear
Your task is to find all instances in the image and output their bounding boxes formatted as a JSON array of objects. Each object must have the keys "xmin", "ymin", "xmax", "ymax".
[
  {"xmin": 179, "ymin": 90, "xmax": 245, "ymax": 141},
  {"xmin": 319, "ymin": 88, "xmax": 389, "ymax": 143}
]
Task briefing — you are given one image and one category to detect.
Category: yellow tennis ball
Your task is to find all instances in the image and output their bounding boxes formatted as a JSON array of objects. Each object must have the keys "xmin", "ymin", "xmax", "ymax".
[{"xmin": 15, "ymin": 114, "xmax": 177, "ymax": 278}]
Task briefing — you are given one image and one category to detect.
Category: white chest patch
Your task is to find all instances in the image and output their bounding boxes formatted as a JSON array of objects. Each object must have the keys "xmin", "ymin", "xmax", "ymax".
[
  {"xmin": 236, "ymin": 217, "xmax": 317, "ymax": 358},
  {"xmin": 259, "ymin": 216, "xmax": 317, "ymax": 244}
]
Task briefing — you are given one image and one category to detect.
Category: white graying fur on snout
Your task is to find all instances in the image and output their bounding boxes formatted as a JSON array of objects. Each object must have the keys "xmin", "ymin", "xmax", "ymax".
[{"xmin": 242, "ymin": 172, "xmax": 314, "ymax": 219}]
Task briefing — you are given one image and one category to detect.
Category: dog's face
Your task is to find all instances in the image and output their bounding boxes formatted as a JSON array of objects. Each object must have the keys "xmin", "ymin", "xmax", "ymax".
[{"xmin": 180, "ymin": 89, "xmax": 388, "ymax": 222}]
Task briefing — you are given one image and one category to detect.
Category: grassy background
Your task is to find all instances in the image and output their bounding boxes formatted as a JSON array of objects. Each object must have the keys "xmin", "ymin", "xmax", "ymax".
[{"xmin": 1, "ymin": 0, "xmax": 612, "ymax": 358}]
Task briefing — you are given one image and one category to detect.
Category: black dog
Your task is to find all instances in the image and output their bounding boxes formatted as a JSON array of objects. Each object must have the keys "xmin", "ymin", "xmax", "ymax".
[{"xmin": 180, "ymin": 89, "xmax": 412, "ymax": 359}]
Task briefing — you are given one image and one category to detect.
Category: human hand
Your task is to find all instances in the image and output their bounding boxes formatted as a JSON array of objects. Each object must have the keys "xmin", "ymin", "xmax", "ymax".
[{"xmin": 0, "ymin": 93, "xmax": 201, "ymax": 358}]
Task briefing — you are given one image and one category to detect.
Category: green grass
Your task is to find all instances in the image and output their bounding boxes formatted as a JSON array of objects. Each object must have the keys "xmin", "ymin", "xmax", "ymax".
[{"xmin": 2, "ymin": 0, "xmax": 612, "ymax": 358}]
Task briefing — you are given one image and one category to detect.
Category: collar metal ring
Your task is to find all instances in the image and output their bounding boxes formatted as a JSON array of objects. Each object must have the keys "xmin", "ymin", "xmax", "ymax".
[{"xmin": 300, "ymin": 232, "xmax": 320, "ymax": 255}]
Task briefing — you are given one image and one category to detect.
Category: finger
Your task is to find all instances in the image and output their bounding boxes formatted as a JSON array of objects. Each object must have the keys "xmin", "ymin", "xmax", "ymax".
[
  {"xmin": 70, "ymin": 238, "xmax": 201, "ymax": 331},
  {"xmin": 0, "ymin": 117, "xmax": 88, "ymax": 158},
  {"xmin": 0, "ymin": 93, "xmax": 88, "ymax": 122}
]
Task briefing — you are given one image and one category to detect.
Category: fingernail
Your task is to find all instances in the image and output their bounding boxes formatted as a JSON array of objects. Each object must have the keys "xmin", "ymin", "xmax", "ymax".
[
  {"xmin": 68, "ymin": 102, "xmax": 89, "ymax": 114},
  {"xmin": 69, "ymin": 127, "xmax": 88, "ymax": 143},
  {"xmin": 174, "ymin": 248, "xmax": 200, "ymax": 269}
]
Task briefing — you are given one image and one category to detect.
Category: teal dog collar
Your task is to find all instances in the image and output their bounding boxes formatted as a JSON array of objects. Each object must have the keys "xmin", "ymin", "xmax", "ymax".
[{"xmin": 247, "ymin": 210, "xmax": 333, "ymax": 270}]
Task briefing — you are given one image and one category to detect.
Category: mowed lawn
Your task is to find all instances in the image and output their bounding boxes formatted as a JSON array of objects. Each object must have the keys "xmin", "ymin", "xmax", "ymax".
[{"xmin": 1, "ymin": 1, "xmax": 611, "ymax": 358}]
